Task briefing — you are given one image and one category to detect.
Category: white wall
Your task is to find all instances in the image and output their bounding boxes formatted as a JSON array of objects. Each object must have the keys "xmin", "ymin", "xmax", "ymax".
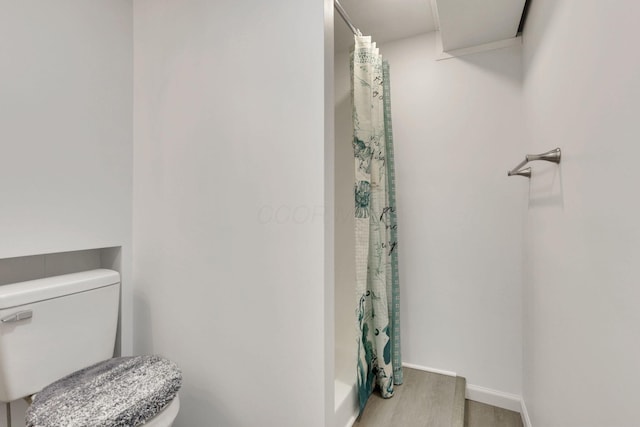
[
  {"xmin": 0, "ymin": 1, "xmax": 133, "ymax": 424},
  {"xmin": 335, "ymin": 32, "xmax": 525, "ymax": 397},
  {"xmin": 0, "ymin": 1, "xmax": 132, "ymax": 261},
  {"xmin": 522, "ymin": 1, "xmax": 640, "ymax": 426},
  {"xmin": 334, "ymin": 41, "xmax": 357, "ymax": 386},
  {"xmin": 0, "ymin": 1, "xmax": 133, "ymax": 350},
  {"xmin": 133, "ymin": 1, "xmax": 330, "ymax": 426}
]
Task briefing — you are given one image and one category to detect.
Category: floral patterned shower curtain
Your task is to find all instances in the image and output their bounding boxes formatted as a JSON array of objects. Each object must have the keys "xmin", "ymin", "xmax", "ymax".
[{"xmin": 351, "ymin": 35, "xmax": 402, "ymax": 414}]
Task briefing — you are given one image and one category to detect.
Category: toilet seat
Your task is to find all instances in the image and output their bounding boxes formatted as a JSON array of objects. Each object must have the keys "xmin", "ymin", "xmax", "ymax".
[{"xmin": 25, "ymin": 355, "xmax": 182, "ymax": 427}]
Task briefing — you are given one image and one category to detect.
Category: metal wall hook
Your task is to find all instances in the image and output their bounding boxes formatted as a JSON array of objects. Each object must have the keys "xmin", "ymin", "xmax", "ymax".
[
  {"xmin": 526, "ymin": 148, "xmax": 561, "ymax": 164},
  {"xmin": 508, "ymin": 167, "xmax": 531, "ymax": 178},
  {"xmin": 508, "ymin": 148, "xmax": 561, "ymax": 178}
]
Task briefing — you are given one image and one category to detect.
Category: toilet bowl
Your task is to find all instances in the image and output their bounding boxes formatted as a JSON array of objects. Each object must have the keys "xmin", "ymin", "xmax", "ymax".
[{"xmin": 0, "ymin": 269, "xmax": 181, "ymax": 426}]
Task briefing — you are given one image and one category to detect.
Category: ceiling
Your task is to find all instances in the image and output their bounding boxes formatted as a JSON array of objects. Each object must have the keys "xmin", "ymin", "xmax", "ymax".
[
  {"xmin": 334, "ymin": 0, "xmax": 526, "ymax": 53},
  {"xmin": 437, "ymin": 0, "xmax": 526, "ymax": 51},
  {"xmin": 334, "ymin": 0, "xmax": 437, "ymax": 52}
]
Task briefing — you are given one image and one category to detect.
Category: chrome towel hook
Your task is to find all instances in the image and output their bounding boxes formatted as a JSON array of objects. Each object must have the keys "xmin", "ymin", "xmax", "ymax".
[{"xmin": 508, "ymin": 148, "xmax": 561, "ymax": 178}]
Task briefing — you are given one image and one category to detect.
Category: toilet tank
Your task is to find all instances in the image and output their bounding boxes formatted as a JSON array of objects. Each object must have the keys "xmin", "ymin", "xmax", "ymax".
[{"xmin": 0, "ymin": 269, "xmax": 120, "ymax": 402}]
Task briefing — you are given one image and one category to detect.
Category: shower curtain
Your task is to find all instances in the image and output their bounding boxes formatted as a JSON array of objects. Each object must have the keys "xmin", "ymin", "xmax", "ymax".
[{"xmin": 351, "ymin": 35, "xmax": 402, "ymax": 414}]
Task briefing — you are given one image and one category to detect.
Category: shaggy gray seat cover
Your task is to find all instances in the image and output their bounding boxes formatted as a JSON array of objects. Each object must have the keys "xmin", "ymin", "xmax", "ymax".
[{"xmin": 25, "ymin": 355, "xmax": 182, "ymax": 427}]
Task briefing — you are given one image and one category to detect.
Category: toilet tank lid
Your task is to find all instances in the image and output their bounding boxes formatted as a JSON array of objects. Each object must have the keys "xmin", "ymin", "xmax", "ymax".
[{"xmin": 0, "ymin": 269, "xmax": 120, "ymax": 310}]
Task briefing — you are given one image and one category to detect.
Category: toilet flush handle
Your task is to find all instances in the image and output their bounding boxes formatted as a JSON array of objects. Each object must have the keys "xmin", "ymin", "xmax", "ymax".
[{"xmin": 1, "ymin": 310, "xmax": 33, "ymax": 323}]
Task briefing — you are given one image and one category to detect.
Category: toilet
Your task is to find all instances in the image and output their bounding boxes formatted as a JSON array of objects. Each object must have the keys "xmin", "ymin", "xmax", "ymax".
[{"xmin": 0, "ymin": 269, "xmax": 181, "ymax": 426}]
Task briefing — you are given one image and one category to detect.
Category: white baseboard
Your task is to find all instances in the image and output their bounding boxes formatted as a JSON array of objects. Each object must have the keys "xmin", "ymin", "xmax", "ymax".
[
  {"xmin": 401, "ymin": 362, "xmax": 457, "ymax": 378},
  {"xmin": 466, "ymin": 383, "xmax": 522, "ymax": 413},
  {"xmin": 343, "ymin": 413, "xmax": 358, "ymax": 427},
  {"xmin": 334, "ymin": 380, "xmax": 358, "ymax": 427},
  {"xmin": 520, "ymin": 398, "xmax": 533, "ymax": 427},
  {"xmin": 467, "ymin": 384, "xmax": 533, "ymax": 427}
]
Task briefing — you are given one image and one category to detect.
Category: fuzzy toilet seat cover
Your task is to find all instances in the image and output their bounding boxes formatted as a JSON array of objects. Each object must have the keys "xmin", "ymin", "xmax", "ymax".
[{"xmin": 25, "ymin": 355, "xmax": 182, "ymax": 427}]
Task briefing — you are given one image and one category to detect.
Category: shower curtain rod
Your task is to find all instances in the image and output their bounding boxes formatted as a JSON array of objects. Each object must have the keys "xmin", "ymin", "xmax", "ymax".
[{"xmin": 335, "ymin": 0, "xmax": 361, "ymax": 36}]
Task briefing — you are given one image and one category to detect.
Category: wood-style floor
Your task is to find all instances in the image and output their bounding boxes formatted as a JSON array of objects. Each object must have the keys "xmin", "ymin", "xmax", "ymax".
[
  {"xmin": 353, "ymin": 367, "xmax": 523, "ymax": 427},
  {"xmin": 465, "ymin": 400, "xmax": 524, "ymax": 427}
]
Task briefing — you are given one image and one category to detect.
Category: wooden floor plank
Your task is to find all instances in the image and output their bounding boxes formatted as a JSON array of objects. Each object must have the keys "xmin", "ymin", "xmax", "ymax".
[
  {"xmin": 354, "ymin": 368, "xmax": 456, "ymax": 427},
  {"xmin": 465, "ymin": 400, "xmax": 495, "ymax": 427},
  {"xmin": 465, "ymin": 400, "xmax": 523, "ymax": 427},
  {"xmin": 353, "ymin": 368, "xmax": 523, "ymax": 427},
  {"xmin": 495, "ymin": 405, "xmax": 524, "ymax": 427},
  {"xmin": 451, "ymin": 376, "xmax": 466, "ymax": 427}
]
